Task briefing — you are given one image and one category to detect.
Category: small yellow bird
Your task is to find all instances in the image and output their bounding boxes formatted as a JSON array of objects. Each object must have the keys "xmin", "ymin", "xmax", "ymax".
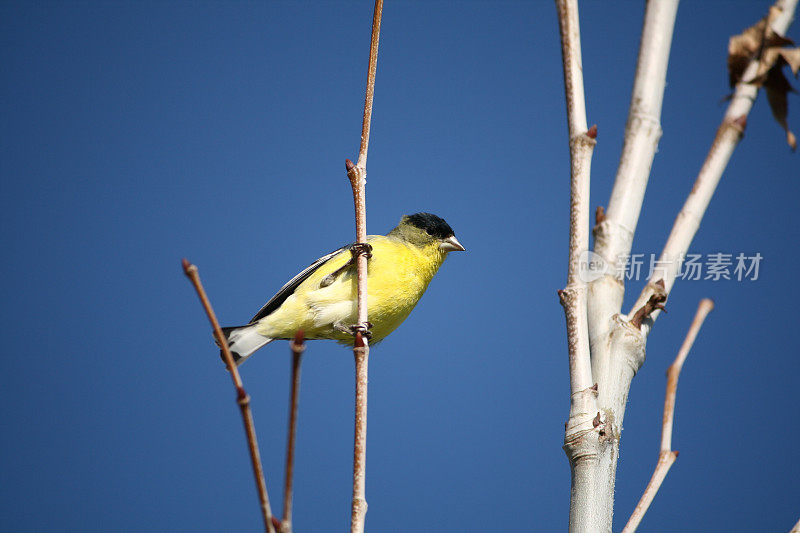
[{"xmin": 221, "ymin": 212, "xmax": 465, "ymax": 365}]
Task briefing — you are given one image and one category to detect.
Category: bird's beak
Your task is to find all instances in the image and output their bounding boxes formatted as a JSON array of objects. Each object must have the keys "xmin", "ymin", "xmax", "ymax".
[{"xmin": 440, "ymin": 235, "xmax": 466, "ymax": 252}]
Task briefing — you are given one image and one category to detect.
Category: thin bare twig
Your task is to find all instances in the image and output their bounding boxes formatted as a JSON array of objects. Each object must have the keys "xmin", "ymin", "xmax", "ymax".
[
  {"xmin": 556, "ymin": 0, "xmax": 596, "ymax": 397},
  {"xmin": 349, "ymin": 332, "xmax": 369, "ymax": 533},
  {"xmin": 281, "ymin": 330, "xmax": 305, "ymax": 533},
  {"xmin": 356, "ymin": 0, "xmax": 383, "ymax": 170},
  {"xmin": 346, "ymin": 158, "xmax": 371, "ymax": 533},
  {"xmin": 348, "ymin": 2, "xmax": 382, "ymax": 532},
  {"xmin": 182, "ymin": 258, "xmax": 275, "ymax": 533},
  {"xmin": 555, "ymin": 2, "xmax": 606, "ymax": 531},
  {"xmin": 622, "ymin": 298, "xmax": 715, "ymax": 533}
]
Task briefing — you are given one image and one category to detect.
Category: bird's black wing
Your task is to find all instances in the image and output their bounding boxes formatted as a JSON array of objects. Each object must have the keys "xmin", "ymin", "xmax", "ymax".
[{"xmin": 249, "ymin": 244, "xmax": 350, "ymax": 323}]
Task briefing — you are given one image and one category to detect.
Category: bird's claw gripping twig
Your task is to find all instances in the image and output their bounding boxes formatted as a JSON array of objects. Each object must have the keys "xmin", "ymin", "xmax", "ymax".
[
  {"xmin": 320, "ymin": 244, "xmax": 373, "ymax": 289},
  {"xmin": 350, "ymin": 322, "xmax": 373, "ymax": 340},
  {"xmin": 334, "ymin": 321, "xmax": 373, "ymax": 340},
  {"xmin": 349, "ymin": 242, "xmax": 373, "ymax": 259}
]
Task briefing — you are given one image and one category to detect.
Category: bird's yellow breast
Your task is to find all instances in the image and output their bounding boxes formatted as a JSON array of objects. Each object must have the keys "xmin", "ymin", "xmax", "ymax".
[{"xmin": 256, "ymin": 235, "xmax": 446, "ymax": 343}]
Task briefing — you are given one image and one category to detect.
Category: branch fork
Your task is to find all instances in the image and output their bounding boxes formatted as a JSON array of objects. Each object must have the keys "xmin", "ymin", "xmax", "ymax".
[
  {"xmin": 629, "ymin": 279, "xmax": 667, "ymax": 329},
  {"xmin": 555, "ymin": 1, "xmax": 796, "ymax": 531}
]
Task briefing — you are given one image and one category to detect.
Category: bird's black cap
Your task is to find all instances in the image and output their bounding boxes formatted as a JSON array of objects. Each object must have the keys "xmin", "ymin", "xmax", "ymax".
[{"xmin": 405, "ymin": 212, "xmax": 455, "ymax": 240}]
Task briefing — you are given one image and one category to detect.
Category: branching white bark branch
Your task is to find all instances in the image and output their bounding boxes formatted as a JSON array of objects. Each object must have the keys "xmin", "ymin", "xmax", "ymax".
[
  {"xmin": 588, "ymin": 0, "xmax": 679, "ymax": 428},
  {"xmin": 553, "ymin": 0, "xmax": 800, "ymax": 530},
  {"xmin": 555, "ymin": 0, "xmax": 798, "ymax": 531},
  {"xmin": 568, "ymin": 3, "xmax": 680, "ymax": 532},
  {"xmin": 622, "ymin": 299, "xmax": 714, "ymax": 533},
  {"xmin": 630, "ymin": 0, "xmax": 799, "ymax": 335}
]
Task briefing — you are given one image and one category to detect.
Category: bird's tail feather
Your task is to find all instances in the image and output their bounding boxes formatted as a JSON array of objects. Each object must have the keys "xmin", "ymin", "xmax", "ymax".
[{"xmin": 219, "ymin": 324, "xmax": 273, "ymax": 366}]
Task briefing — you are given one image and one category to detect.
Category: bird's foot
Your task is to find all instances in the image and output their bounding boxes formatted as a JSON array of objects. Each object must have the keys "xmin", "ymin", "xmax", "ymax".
[
  {"xmin": 336, "ymin": 322, "xmax": 373, "ymax": 340},
  {"xmin": 349, "ymin": 242, "xmax": 373, "ymax": 259},
  {"xmin": 352, "ymin": 322, "xmax": 373, "ymax": 340}
]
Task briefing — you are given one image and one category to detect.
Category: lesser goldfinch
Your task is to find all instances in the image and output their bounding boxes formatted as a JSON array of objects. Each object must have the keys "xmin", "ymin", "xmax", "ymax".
[{"xmin": 221, "ymin": 212, "xmax": 465, "ymax": 365}]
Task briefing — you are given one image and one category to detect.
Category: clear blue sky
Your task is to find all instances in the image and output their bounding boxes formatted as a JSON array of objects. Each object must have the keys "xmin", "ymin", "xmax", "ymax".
[{"xmin": 1, "ymin": 1, "xmax": 798, "ymax": 531}]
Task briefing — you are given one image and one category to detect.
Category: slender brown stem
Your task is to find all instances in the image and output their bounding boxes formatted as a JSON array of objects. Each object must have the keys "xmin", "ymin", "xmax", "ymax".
[
  {"xmin": 181, "ymin": 259, "xmax": 275, "ymax": 533},
  {"xmin": 350, "ymin": 333, "xmax": 369, "ymax": 533},
  {"xmin": 346, "ymin": 2, "xmax": 382, "ymax": 532},
  {"xmin": 281, "ymin": 331, "xmax": 305, "ymax": 533},
  {"xmin": 622, "ymin": 298, "xmax": 714, "ymax": 533},
  {"xmin": 346, "ymin": 160, "xmax": 369, "ymax": 328},
  {"xmin": 346, "ymin": 160, "xmax": 371, "ymax": 533},
  {"xmin": 356, "ymin": 0, "xmax": 383, "ymax": 169}
]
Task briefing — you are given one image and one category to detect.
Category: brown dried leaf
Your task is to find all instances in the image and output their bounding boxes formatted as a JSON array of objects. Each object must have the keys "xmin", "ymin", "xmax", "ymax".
[
  {"xmin": 779, "ymin": 47, "xmax": 800, "ymax": 75},
  {"xmin": 727, "ymin": 5, "xmax": 799, "ymax": 150},
  {"xmin": 728, "ymin": 22, "xmax": 762, "ymax": 87},
  {"xmin": 755, "ymin": 46, "xmax": 800, "ymax": 83},
  {"xmin": 765, "ymin": 61, "xmax": 798, "ymax": 150},
  {"xmin": 727, "ymin": 6, "xmax": 789, "ymax": 87}
]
